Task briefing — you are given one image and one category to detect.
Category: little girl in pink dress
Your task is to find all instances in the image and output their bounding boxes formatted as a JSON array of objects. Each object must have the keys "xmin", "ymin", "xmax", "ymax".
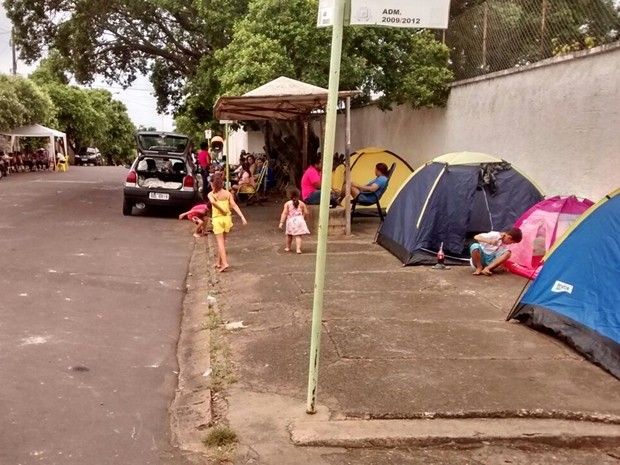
[{"xmin": 279, "ymin": 188, "xmax": 310, "ymax": 254}]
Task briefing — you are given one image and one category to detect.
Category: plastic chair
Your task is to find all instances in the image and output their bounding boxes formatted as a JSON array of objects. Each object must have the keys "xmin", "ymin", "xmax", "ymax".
[{"xmin": 56, "ymin": 159, "xmax": 68, "ymax": 172}]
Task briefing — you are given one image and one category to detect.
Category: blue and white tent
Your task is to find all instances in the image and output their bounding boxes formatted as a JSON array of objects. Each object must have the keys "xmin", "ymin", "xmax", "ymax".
[
  {"xmin": 509, "ymin": 189, "xmax": 620, "ymax": 379},
  {"xmin": 377, "ymin": 152, "xmax": 543, "ymax": 265}
]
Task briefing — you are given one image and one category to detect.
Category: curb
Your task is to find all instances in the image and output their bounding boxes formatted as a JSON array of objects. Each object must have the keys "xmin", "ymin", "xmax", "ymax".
[
  {"xmin": 290, "ymin": 418, "xmax": 620, "ymax": 448},
  {"xmin": 169, "ymin": 239, "xmax": 213, "ymax": 454}
]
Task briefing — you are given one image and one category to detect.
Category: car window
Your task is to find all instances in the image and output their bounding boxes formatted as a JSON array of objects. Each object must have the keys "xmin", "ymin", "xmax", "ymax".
[{"xmin": 138, "ymin": 134, "xmax": 189, "ymax": 153}]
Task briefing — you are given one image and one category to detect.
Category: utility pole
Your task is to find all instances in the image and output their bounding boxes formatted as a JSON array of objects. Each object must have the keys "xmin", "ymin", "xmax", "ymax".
[
  {"xmin": 306, "ymin": 0, "xmax": 346, "ymax": 415},
  {"xmin": 306, "ymin": 0, "xmax": 451, "ymax": 415},
  {"xmin": 10, "ymin": 27, "xmax": 17, "ymax": 75}
]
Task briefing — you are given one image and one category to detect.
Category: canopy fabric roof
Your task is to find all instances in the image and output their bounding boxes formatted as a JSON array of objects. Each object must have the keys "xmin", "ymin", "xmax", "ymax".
[
  {"xmin": 214, "ymin": 76, "xmax": 360, "ymax": 121},
  {"xmin": 1, "ymin": 123, "xmax": 66, "ymax": 138}
]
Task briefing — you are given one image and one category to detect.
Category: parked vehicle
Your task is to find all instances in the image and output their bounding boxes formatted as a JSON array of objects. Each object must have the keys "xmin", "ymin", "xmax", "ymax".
[
  {"xmin": 75, "ymin": 147, "xmax": 104, "ymax": 166},
  {"xmin": 122, "ymin": 131, "xmax": 200, "ymax": 216}
]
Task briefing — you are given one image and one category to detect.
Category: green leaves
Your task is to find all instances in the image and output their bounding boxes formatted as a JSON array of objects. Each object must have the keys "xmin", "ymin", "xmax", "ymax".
[
  {"xmin": 41, "ymin": 84, "xmax": 136, "ymax": 162},
  {"xmin": 211, "ymin": 0, "xmax": 453, "ymax": 109},
  {"xmin": 7, "ymin": 0, "xmax": 454, "ymax": 141},
  {"xmin": 0, "ymin": 75, "xmax": 54, "ymax": 132},
  {"xmin": 215, "ymin": 30, "xmax": 296, "ymax": 96},
  {"xmin": 5, "ymin": 0, "xmax": 249, "ymax": 93}
]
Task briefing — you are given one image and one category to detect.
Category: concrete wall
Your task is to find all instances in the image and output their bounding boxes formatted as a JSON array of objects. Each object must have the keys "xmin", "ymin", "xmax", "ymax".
[{"xmin": 337, "ymin": 43, "xmax": 620, "ymax": 200}]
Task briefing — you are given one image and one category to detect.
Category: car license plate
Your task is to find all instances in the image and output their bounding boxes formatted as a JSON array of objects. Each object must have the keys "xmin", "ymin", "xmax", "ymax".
[{"xmin": 149, "ymin": 192, "xmax": 169, "ymax": 200}]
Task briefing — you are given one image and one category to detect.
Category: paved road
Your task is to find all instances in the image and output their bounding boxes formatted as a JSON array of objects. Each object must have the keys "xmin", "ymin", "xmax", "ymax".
[{"xmin": 0, "ymin": 167, "xmax": 194, "ymax": 465}]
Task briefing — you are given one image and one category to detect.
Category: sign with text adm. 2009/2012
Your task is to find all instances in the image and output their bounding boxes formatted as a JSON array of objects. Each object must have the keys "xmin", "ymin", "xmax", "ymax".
[{"xmin": 317, "ymin": 0, "xmax": 451, "ymax": 29}]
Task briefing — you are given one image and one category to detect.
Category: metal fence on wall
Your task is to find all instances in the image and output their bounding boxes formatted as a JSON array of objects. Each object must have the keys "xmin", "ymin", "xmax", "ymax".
[{"xmin": 446, "ymin": 0, "xmax": 620, "ymax": 80}]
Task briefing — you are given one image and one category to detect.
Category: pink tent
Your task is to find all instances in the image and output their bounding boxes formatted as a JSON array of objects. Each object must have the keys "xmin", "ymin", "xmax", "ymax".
[{"xmin": 506, "ymin": 196, "xmax": 594, "ymax": 278}]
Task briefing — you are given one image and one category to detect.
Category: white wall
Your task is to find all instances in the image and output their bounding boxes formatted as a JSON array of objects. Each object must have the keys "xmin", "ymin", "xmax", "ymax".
[
  {"xmin": 338, "ymin": 43, "xmax": 620, "ymax": 200},
  {"xmin": 227, "ymin": 129, "xmax": 266, "ymax": 164}
]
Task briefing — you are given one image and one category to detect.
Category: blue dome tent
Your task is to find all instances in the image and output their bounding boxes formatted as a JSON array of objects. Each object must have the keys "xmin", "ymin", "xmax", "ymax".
[
  {"xmin": 377, "ymin": 152, "xmax": 543, "ymax": 265},
  {"xmin": 508, "ymin": 189, "xmax": 620, "ymax": 379}
]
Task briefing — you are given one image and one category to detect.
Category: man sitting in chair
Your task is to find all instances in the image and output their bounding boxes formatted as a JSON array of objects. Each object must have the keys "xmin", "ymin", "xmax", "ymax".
[{"xmin": 338, "ymin": 162, "xmax": 390, "ymax": 205}]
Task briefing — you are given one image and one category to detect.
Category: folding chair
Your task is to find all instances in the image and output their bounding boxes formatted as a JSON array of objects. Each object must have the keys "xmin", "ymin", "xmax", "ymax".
[
  {"xmin": 351, "ymin": 163, "xmax": 396, "ymax": 221},
  {"xmin": 238, "ymin": 161, "xmax": 269, "ymax": 205}
]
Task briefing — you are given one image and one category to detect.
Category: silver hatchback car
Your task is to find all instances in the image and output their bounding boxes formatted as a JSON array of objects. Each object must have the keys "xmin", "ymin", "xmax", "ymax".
[{"xmin": 122, "ymin": 132, "xmax": 201, "ymax": 216}]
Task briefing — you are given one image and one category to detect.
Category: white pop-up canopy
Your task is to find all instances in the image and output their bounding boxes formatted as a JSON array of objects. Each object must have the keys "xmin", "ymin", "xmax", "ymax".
[{"xmin": 1, "ymin": 124, "xmax": 68, "ymax": 160}]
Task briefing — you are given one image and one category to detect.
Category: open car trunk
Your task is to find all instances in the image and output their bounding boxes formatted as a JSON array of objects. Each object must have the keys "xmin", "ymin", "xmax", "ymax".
[{"xmin": 136, "ymin": 157, "xmax": 187, "ymax": 190}]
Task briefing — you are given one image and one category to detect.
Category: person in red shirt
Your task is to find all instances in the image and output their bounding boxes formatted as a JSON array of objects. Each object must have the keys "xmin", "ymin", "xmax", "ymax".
[
  {"xmin": 197, "ymin": 141, "xmax": 211, "ymax": 193},
  {"xmin": 197, "ymin": 141, "xmax": 211, "ymax": 171},
  {"xmin": 301, "ymin": 158, "xmax": 322, "ymax": 204}
]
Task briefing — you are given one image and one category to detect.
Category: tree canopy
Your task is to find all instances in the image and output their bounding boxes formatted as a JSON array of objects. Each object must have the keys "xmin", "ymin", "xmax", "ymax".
[
  {"xmin": 6, "ymin": 0, "xmax": 454, "ymax": 127},
  {"xmin": 0, "ymin": 57, "xmax": 135, "ymax": 163},
  {"xmin": 5, "ymin": 0, "xmax": 249, "ymax": 109},
  {"xmin": 0, "ymin": 75, "xmax": 54, "ymax": 132},
  {"xmin": 172, "ymin": 0, "xmax": 453, "ymax": 139}
]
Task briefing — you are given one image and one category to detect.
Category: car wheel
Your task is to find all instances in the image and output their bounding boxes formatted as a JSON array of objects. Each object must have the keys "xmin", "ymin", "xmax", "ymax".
[{"xmin": 122, "ymin": 198, "xmax": 133, "ymax": 216}]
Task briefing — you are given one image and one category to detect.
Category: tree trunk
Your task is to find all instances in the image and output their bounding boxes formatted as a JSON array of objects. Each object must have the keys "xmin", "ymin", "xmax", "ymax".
[{"xmin": 261, "ymin": 120, "xmax": 319, "ymax": 191}]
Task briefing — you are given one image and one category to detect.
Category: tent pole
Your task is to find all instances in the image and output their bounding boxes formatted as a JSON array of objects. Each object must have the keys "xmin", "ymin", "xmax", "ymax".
[
  {"xmin": 344, "ymin": 96, "xmax": 352, "ymax": 236},
  {"xmin": 63, "ymin": 136, "xmax": 69, "ymax": 170},
  {"xmin": 306, "ymin": 0, "xmax": 346, "ymax": 415},
  {"xmin": 302, "ymin": 119, "xmax": 309, "ymax": 171},
  {"xmin": 225, "ymin": 123, "xmax": 230, "ymax": 189},
  {"xmin": 50, "ymin": 136, "xmax": 56, "ymax": 170}
]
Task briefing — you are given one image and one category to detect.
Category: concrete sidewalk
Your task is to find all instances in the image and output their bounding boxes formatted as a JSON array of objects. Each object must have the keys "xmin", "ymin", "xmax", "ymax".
[{"xmin": 208, "ymin": 201, "xmax": 620, "ymax": 463}]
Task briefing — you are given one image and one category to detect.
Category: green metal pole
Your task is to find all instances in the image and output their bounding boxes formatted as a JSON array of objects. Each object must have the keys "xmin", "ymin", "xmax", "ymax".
[
  {"xmin": 306, "ymin": 0, "xmax": 346, "ymax": 415},
  {"xmin": 225, "ymin": 124, "xmax": 231, "ymax": 189}
]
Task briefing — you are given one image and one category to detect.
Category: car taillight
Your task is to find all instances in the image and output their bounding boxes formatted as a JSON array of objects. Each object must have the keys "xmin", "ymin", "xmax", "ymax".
[
  {"xmin": 183, "ymin": 175, "xmax": 194, "ymax": 188},
  {"xmin": 126, "ymin": 171, "xmax": 137, "ymax": 184}
]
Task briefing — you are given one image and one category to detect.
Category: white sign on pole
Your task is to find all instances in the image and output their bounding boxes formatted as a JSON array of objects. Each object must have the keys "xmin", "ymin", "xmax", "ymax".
[
  {"xmin": 350, "ymin": 0, "xmax": 451, "ymax": 29},
  {"xmin": 317, "ymin": 0, "xmax": 335, "ymax": 27},
  {"xmin": 204, "ymin": 129, "xmax": 212, "ymax": 140}
]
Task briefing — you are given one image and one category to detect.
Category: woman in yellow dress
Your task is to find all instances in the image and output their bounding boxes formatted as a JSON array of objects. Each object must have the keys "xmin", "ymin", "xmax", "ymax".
[{"xmin": 207, "ymin": 173, "xmax": 247, "ymax": 272}]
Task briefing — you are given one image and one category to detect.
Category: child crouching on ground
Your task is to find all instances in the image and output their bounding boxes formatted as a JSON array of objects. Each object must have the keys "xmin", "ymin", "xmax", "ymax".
[
  {"xmin": 470, "ymin": 228, "xmax": 523, "ymax": 276},
  {"xmin": 279, "ymin": 187, "xmax": 310, "ymax": 254},
  {"xmin": 179, "ymin": 194, "xmax": 212, "ymax": 238}
]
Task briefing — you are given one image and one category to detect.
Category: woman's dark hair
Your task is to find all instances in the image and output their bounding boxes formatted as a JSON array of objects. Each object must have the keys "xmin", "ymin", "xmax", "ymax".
[
  {"xmin": 247, "ymin": 154, "xmax": 255, "ymax": 163},
  {"xmin": 376, "ymin": 163, "xmax": 389, "ymax": 176},
  {"xmin": 506, "ymin": 227, "xmax": 523, "ymax": 243},
  {"xmin": 288, "ymin": 187, "xmax": 301, "ymax": 208},
  {"xmin": 200, "ymin": 141, "xmax": 209, "ymax": 150},
  {"xmin": 211, "ymin": 172, "xmax": 224, "ymax": 192},
  {"xmin": 241, "ymin": 162, "xmax": 252, "ymax": 176}
]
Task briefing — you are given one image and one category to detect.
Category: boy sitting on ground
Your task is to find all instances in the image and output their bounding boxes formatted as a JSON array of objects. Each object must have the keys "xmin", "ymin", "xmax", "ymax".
[{"xmin": 470, "ymin": 228, "xmax": 523, "ymax": 276}]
